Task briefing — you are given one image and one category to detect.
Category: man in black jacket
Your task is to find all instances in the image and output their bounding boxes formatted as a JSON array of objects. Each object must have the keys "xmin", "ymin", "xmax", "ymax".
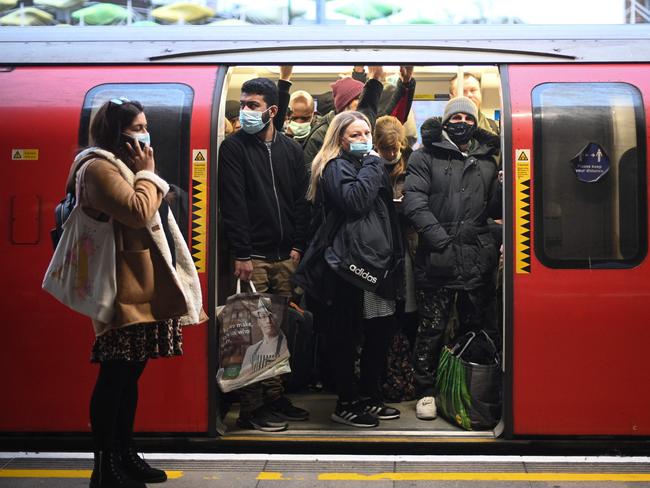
[
  {"xmin": 218, "ymin": 77, "xmax": 310, "ymax": 432},
  {"xmin": 402, "ymin": 97, "xmax": 502, "ymax": 422}
]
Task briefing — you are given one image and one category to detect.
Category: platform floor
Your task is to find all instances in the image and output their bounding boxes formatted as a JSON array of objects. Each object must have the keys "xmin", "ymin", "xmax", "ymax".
[{"xmin": 2, "ymin": 453, "xmax": 650, "ymax": 487}]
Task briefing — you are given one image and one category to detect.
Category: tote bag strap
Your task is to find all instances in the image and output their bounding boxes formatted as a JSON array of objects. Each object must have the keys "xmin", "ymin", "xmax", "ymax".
[
  {"xmin": 455, "ymin": 331, "xmax": 476, "ymax": 359},
  {"xmin": 236, "ymin": 278, "xmax": 257, "ymax": 295},
  {"xmin": 74, "ymin": 159, "xmax": 99, "ymax": 207}
]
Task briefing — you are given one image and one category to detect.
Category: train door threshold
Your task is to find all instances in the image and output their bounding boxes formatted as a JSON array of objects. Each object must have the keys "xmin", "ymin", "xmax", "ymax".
[{"xmin": 220, "ymin": 393, "xmax": 499, "ymax": 440}]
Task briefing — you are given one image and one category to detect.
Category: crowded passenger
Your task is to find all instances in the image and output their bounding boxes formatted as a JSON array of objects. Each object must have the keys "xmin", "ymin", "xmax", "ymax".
[
  {"xmin": 225, "ymin": 99, "xmax": 241, "ymax": 133},
  {"xmin": 294, "ymin": 111, "xmax": 403, "ymax": 428},
  {"xmin": 449, "ymin": 72, "xmax": 499, "ymax": 135},
  {"xmin": 286, "ymin": 90, "xmax": 318, "ymax": 144},
  {"xmin": 374, "ymin": 115, "xmax": 418, "ymax": 347},
  {"xmin": 402, "ymin": 96, "xmax": 502, "ymax": 421},
  {"xmin": 218, "ymin": 77, "xmax": 311, "ymax": 432},
  {"xmin": 72, "ymin": 98, "xmax": 206, "ymax": 487},
  {"xmin": 303, "ymin": 65, "xmax": 415, "ymax": 168},
  {"xmin": 272, "ymin": 65, "xmax": 318, "ymax": 144}
]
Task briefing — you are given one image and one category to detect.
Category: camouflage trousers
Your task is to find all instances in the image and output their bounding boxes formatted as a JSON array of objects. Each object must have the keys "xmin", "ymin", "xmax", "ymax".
[{"xmin": 413, "ymin": 287, "xmax": 498, "ymax": 397}]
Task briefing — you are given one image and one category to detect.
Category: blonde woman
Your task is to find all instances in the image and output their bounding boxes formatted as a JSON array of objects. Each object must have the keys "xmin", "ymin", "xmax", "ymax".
[{"xmin": 296, "ymin": 111, "xmax": 403, "ymax": 428}]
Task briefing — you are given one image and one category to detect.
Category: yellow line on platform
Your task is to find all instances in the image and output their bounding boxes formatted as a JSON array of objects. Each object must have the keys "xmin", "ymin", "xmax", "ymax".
[
  {"xmin": 317, "ymin": 472, "xmax": 650, "ymax": 482},
  {"xmin": 0, "ymin": 469, "xmax": 183, "ymax": 479}
]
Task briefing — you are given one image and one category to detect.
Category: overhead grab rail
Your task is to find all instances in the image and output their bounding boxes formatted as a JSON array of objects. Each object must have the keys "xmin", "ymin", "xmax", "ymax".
[{"xmin": 149, "ymin": 43, "xmax": 578, "ymax": 61}]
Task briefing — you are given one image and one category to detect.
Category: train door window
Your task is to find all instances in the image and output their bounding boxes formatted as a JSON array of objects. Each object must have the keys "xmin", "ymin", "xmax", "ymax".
[
  {"xmin": 532, "ymin": 82, "xmax": 647, "ymax": 268},
  {"xmin": 79, "ymin": 84, "xmax": 194, "ymax": 239}
]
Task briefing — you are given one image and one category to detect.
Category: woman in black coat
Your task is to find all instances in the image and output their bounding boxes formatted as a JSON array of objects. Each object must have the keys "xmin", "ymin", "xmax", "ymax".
[{"xmin": 295, "ymin": 111, "xmax": 403, "ymax": 428}]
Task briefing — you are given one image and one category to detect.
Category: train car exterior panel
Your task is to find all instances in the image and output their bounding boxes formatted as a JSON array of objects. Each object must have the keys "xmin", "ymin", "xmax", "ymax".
[
  {"xmin": 509, "ymin": 64, "xmax": 650, "ymax": 436},
  {"xmin": 0, "ymin": 65, "xmax": 218, "ymax": 432}
]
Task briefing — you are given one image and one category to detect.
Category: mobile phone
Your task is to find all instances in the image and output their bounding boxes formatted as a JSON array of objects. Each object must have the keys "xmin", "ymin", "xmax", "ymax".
[{"xmin": 120, "ymin": 133, "xmax": 146, "ymax": 151}]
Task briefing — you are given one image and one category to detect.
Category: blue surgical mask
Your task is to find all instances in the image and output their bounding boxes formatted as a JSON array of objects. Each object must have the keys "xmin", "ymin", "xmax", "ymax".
[
  {"xmin": 349, "ymin": 139, "xmax": 372, "ymax": 157},
  {"xmin": 123, "ymin": 131, "xmax": 150, "ymax": 147},
  {"xmin": 240, "ymin": 108, "xmax": 271, "ymax": 135}
]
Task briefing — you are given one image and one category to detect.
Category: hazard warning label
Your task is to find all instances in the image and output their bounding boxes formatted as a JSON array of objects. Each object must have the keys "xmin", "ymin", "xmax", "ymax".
[
  {"xmin": 515, "ymin": 149, "xmax": 530, "ymax": 181},
  {"xmin": 192, "ymin": 149, "xmax": 207, "ymax": 182},
  {"xmin": 12, "ymin": 149, "xmax": 39, "ymax": 160}
]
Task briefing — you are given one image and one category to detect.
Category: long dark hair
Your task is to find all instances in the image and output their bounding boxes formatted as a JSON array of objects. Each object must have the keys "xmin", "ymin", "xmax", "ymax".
[{"xmin": 90, "ymin": 98, "xmax": 144, "ymax": 164}]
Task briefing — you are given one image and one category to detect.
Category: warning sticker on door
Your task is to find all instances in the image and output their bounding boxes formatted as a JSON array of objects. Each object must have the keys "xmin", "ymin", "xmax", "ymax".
[
  {"xmin": 12, "ymin": 149, "xmax": 39, "ymax": 160},
  {"xmin": 192, "ymin": 149, "xmax": 207, "ymax": 182},
  {"xmin": 191, "ymin": 149, "xmax": 208, "ymax": 273},
  {"xmin": 515, "ymin": 149, "xmax": 530, "ymax": 181}
]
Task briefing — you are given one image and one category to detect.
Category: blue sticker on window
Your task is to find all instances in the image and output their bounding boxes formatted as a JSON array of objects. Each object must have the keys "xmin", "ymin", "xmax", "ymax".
[{"xmin": 571, "ymin": 142, "xmax": 610, "ymax": 183}]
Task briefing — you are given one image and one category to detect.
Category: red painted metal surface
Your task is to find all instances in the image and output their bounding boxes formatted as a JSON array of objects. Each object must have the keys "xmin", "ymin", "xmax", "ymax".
[
  {"xmin": 508, "ymin": 64, "xmax": 650, "ymax": 435},
  {"xmin": 0, "ymin": 66, "xmax": 217, "ymax": 432}
]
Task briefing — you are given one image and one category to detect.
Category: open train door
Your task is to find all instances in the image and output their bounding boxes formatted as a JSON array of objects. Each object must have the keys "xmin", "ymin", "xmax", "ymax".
[{"xmin": 506, "ymin": 64, "xmax": 650, "ymax": 436}]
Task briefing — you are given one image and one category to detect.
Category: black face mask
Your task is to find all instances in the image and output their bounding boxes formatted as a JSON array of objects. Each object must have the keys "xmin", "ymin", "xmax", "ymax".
[{"xmin": 445, "ymin": 121, "xmax": 476, "ymax": 145}]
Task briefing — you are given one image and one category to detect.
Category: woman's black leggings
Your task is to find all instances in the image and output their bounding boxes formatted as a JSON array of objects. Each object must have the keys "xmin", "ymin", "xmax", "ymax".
[{"xmin": 90, "ymin": 360, "xmax": 147, "ymax": 452}]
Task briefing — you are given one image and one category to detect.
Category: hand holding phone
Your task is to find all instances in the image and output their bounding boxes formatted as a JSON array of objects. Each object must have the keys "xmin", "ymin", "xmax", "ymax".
[{"xmin": 123, "ymin": 134, "xmax": 155, "ymax": 172}]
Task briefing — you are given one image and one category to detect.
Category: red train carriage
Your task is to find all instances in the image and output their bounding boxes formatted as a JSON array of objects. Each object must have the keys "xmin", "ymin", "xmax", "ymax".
[{"xmin": 1, "ymin": 24, "xmax": 649, "ymax": 447}]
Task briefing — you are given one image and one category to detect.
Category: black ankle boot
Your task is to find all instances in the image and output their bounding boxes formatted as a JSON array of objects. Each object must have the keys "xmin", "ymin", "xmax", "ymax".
[
  {"xmin": 89, "ymin": 451, "xmax": 146, "ymax": 488},
  {"xmin": 120, "ymin": 446, "xmax": 167, "ymax": 483}
]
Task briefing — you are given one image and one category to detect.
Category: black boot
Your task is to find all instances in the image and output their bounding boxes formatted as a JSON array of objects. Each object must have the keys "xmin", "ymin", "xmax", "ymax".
[
  {"xmin": 120, "ymin": 446, "xmax": 167, "ymax": 483},
  {"xmin": 89, "ymin": 451, "xmax": 146, "ymax": 488}
]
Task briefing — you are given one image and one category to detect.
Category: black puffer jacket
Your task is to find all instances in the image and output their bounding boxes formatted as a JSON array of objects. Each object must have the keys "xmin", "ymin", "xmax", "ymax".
[
  {"xmin": 402, "ymin": 117, "xmax": 501, "ymax": 290},
  {"xmin": 294, "ymin": 152, "xmax": 403, "ymax": 304}
]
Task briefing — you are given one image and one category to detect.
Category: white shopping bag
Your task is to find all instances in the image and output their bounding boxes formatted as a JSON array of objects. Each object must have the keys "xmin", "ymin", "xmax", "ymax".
[
  {"xmin": 216, "ymin": 280, "xmax": 291, "ymax": 393},
  {"xmin": 42, "ymin": 161, "xmax": 116, "ymax": 323}
]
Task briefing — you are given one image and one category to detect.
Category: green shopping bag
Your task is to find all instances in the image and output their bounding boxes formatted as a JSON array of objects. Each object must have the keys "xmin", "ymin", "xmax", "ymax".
[{"xmin": 435, "ymin": 330, "xmax": 502, "ymax": 430}]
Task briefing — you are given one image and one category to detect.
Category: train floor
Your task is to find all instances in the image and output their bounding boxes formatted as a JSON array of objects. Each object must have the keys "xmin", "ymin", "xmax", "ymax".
[
  {"xmin": 221, "ymin": 393, "xmax": 484, "ymax": 437},
  {"xmin": 2, "ymin": 453, "xmax": 650, "ymax": 487}
]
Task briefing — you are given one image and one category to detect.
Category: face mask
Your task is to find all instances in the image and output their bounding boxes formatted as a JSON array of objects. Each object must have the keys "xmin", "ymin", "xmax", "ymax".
[
  {"xmin": 288, "ymin": 120, "xmax": 311, "ymax": 139},
  {"xmin": 349, "ymin": 139, "xmax": 372, "ymax": 157},
  {"xmin": 445, "ymin": 122, "xmax": 476, "ymax": 146},
  {"xmin": 123, "ymin": 131, "xmax": 150, "ymax": 148},
  {"xmin": 240, "ymin": 107, "xmax": 272, "ymax": 135},
  {"xmin": 385, "ymin": 151, "xmax": 402, "ymax": 165}
]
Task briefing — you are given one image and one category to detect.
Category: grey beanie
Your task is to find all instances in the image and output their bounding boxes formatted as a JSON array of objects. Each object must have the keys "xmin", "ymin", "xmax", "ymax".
[{"xmin": 442, "ymin": 96, "xmax": 478, "ymax": 124}]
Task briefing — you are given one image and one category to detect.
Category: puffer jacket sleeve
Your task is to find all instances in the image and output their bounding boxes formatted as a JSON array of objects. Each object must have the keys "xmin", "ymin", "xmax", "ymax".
[
  {"xmin": 323, "ymin": 155, "xmax": 384, "ymax": 217},
  {"xmin": 82, "ymin": 159, "xmax": 165, "ymax": 229},
  {"xmin": 402, "ymin": 150, "xmax": 452, "ymax": 251}
]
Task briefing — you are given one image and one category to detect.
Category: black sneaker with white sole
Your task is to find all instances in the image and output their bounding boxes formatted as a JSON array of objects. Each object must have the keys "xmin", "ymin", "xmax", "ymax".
[
  {"xmin": 331, "ymin": 401, "xmax": 379, "ymax": 428},
  {"xmin": 362, "ymin": 399, "xmax": 401, "ymax": 420},
  {"xmin": 267, "ymin": 396, "xmax": 309, "ymax": 421},
  {"xmin": 237, "ymin": 407, "xmax": 288, "ymax": 432}
]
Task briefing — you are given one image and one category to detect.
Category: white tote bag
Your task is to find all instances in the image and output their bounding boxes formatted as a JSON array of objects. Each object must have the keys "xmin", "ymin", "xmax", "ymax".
[{"xmin": 42, "ymin": 161, "xmax": 116, "ymax": 323}]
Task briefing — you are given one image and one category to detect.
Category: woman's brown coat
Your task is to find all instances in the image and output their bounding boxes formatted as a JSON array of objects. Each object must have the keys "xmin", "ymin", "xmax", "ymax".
[{"xmin": 67, "ymin": 148, "xmax": 206, "ymax": 336}]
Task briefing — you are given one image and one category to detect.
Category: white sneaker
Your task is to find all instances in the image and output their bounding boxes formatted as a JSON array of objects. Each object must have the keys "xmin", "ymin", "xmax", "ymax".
[{"xmin": 416, "ymin": 396, "xmax": 437, "ymax": 420}]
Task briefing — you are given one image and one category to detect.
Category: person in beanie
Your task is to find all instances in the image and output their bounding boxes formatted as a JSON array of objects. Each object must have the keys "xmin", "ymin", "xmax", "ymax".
[
  {"xmin": 402, "ymin": 96, "xmax": 502, "ymax": 422},
  {"xmin": 449, "ymin": 72, "xmax": 499, "ymax": 135},
  {"xmin": 303, "ymin": 67, "xmax": 384, "ymax": 168},
  {"xmin": 303, "ymin": 66, "xmax": 417, "ymax": 170}
]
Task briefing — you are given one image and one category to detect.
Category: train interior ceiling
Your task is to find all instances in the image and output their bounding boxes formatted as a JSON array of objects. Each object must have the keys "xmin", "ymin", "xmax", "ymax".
[
  {"xmin": 222, "ymin": 65, "xmax": 502, "ymax": 141},
  {"xmin": 217, "ymin": 64, "xmax": 503, "ymax": 437}
]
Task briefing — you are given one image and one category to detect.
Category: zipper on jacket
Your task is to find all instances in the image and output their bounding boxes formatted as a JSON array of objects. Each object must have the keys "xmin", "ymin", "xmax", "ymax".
[{"xmin": 266, "ymin": 143, "xmax": 284, "ymax": 259}]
